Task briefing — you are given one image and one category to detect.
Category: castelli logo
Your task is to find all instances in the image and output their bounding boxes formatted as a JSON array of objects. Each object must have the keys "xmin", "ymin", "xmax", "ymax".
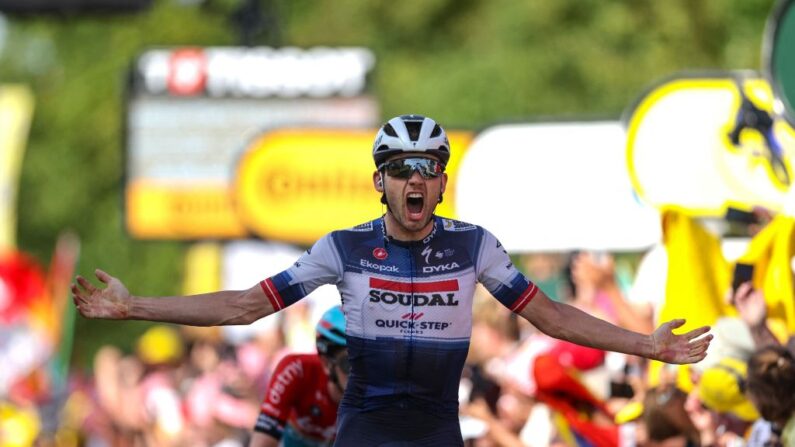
[{"xmin": 373, "ymin": 248, "xmax": 388, "ymax": 260}]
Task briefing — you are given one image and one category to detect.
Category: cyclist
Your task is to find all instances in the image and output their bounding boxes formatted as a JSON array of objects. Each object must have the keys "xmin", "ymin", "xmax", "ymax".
[
  {"xmin": 250, "ymin": 305, "xmax": 349, "ymax": 447},
  {"xmin": 73, "ymin": 114, "xmax": 712, "ymax": 446}
]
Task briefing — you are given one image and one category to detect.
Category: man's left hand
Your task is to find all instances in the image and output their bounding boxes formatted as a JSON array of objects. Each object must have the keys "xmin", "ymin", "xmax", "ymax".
[{"xmin": 650, "ymin": 319, "xmax": 712, "ymax": 364}]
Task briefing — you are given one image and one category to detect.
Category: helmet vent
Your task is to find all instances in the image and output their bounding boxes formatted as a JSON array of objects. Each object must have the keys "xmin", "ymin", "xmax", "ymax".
[
  {"xmin": 405, "ymin": 121, "xmax": 422, "ymax": 141},
  {"xmin": 383, "ymin": 123, "xmax": 398, "ymax": 137},
  {"xmin": 431, "ymin": 124, "xmax": 443, "ymax": 138}
]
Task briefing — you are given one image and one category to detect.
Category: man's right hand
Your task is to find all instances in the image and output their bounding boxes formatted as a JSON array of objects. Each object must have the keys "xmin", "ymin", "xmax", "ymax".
[
  {"xmin": 72, "ymin": 269, "xmax": 131, "ymax": 319},
  {"xmin": 732, "ymin": 281, "xmax": 767, "ymax": 328}
]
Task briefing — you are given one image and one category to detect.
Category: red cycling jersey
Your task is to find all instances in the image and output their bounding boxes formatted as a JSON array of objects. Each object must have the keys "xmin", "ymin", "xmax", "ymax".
[{"xmin": 254, "ymin": 353, "xmax": 337, "ymax": 444}]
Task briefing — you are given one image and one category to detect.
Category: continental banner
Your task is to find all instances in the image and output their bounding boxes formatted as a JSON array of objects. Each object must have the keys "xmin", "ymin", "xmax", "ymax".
[
  {"xmin": 0, "ymin": 85, "xmax": 35, "ymax": 250},
  {"xmin": 234, "ymin": 129, "xmax": 472, "ymax": 245},
  {"xmin": 626, "ymin": 73, "xmax": 795, "ymax": 217}
]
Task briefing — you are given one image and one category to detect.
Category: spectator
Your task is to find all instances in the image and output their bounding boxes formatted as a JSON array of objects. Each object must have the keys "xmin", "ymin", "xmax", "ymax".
[{"xmin": 746, "ymin": 345, "xmax": 795, "ymax": 446}]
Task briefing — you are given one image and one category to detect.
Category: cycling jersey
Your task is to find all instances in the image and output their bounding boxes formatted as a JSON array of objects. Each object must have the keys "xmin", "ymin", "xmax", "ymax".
[
  {"xmin": 259, "ymin": 216, "xmax": 538, "ymax": 417},
  {"xmin": 254, "ymin": 353, "xmax": 338, "ymax": 446}
]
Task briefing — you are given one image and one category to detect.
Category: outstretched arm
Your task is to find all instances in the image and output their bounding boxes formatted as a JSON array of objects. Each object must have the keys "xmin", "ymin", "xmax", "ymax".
[
  {"xmin": 72, "ymin": 269, "xmax": 274, "ymax": 326},
  {"xmin": 571, "ymin": 252, "xmax": 655, "ymax": 334},
  {"xmin": 519, "ymin": 289, "xmax": 712, "ymax": 364}
]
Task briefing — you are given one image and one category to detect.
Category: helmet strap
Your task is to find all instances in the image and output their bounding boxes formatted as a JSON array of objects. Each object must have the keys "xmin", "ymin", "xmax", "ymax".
[{"xmin": 379, "ymin": 169, "xmax": 391, "ymax": 210}]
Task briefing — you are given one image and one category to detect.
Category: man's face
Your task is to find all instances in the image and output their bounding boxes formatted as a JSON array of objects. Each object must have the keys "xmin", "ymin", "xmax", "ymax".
[{"xmin": 374, "ymin": 154, "xmax": 447, "ymax": 238}]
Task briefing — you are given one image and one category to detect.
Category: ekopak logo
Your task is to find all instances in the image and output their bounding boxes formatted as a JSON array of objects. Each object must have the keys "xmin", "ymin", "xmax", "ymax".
[{"xmin": 372, "ymin": 247, "xmax": 388, "ymax": 260}]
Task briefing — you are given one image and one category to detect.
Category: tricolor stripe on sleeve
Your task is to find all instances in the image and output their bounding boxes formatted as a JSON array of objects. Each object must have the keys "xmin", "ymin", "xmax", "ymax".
[
  {"xmin": 259, "ymin": 278, "xmax": 285, "ymax": 311},
  {"xmin": 490, "ymin": 275, "xmax": 539, "ymax": 313},
  {"xmin": 510, "ymin": 283, "xmax": 538, "ymax": 313}
]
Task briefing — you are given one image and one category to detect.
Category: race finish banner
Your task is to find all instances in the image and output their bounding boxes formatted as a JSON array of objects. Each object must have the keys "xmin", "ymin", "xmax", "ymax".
[
  {"xmin": 765, "ymin": 0, "xmax": 795, "ymax": 126},
  {"xmin": 125, "ymin": 46, "xmax": 378, "ymax": 240}
]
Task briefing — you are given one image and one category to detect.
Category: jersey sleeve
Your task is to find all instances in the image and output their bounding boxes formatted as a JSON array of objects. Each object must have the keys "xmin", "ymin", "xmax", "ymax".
[
  {"xmin": 253, "ymin": 355, "xmax": 306, "ymax": 439},
  {"xmin": 476, "ymin": 228, "xmax": 538, "ymax": 313},
  {"xmin": 259, "ymin": 233, "xmax": 344, "ymax": 312}
]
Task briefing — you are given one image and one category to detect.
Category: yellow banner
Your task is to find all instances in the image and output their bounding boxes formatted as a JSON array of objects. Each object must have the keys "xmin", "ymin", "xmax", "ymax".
[
  {"xmin": 126, "ymin": 181, "xmax": 247, "ymax": 239},
  {"xmin": 234, "ymin": 129, "xmax": 471, "ymax": 245},
  {"xmin": 0, "ymin": 85, "xmax": 35, "ymax": 250},
  {"xmin": 626, "ymin": 75, "xmax": 795, "ymax": 216}
]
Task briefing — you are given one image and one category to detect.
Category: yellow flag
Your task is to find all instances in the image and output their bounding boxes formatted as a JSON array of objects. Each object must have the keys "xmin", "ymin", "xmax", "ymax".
[
  {"xmin": 737, "ymin": 215, "xmax": 795, "ymax": 335},
  {"xmin": 648, "ymin": 209, "xmax": 732, "ymax": 388}
]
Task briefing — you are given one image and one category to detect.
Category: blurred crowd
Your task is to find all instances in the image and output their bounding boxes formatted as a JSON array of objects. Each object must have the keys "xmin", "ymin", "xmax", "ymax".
[
  {"xmin": 460, "ymin": 250, "xmax": 795, "ymax": 446},
  {"xmin": 2, "ymin": 245, "xmax": 795, "ymax": 446}
]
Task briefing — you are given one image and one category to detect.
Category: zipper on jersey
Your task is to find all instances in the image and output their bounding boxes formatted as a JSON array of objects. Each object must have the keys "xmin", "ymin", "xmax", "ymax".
[{"xmin": 406, "ymin": 241, "xmax": 415, "ymax": 397}]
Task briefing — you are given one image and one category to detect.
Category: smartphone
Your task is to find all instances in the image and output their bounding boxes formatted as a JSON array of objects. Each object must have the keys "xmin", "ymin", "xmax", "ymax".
[
  {"xmin": 732, "ymin": 262, "xmax": 754, "ymax": 293},
  {"xmin": 725, "ymin": 207, "xmax": 760, "ymax": 225}
]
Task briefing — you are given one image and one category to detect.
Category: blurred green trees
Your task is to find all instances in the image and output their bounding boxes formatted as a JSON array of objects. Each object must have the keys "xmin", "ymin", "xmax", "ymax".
[{"xmin": 0, "ymin": 0, "xmax": 776, "ymax": 365}]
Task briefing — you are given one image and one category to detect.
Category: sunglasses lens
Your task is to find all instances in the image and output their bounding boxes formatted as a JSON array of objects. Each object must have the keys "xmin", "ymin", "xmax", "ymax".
[
  {"xmin": 385, "ymin": 162, "xmax": 413, "ymax": 178},
  {"xmin": 384, "ymin": 158, "xmax": 442, "ymax": 179}
]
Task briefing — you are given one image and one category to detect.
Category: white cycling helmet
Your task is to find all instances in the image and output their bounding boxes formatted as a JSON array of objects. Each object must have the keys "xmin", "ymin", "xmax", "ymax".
[{"xmin": 372, "ymin": 114, "xmax": 451, "ymax": 168}]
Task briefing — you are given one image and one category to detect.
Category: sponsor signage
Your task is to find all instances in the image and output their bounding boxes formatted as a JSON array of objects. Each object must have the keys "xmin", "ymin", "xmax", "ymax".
[
  {"xmin": 125, "ymin": 46, "xmax": 379, "ymax": 240},
  {"xmin": 455, "ymin": 122, "xmax": 660, "ymax": 252},
  {"xmin": 234, "ymin": 129, "xmax": 472, "ymax": 245},
  {"xmin": 133, "ymin": 47, "xmax": 375, "ymax": 98},
  {"xmin": 625, "ymin": 74, "xmax": 795, "ymax": 217}
]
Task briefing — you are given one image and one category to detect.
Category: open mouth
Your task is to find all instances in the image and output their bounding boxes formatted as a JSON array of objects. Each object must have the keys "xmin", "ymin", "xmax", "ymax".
[{"xmin": 407, "ymin": 193, "xmax": 424, "ymax": 217}]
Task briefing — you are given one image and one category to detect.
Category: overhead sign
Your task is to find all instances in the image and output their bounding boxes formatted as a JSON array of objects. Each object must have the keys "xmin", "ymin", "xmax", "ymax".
[
  {"xmin": 133, "ymin": 47, "xmax": 375, "ymax": 98},
  {"xmin": 455, "ymin": 122, "xmax": 660, "ymax": 252},
  {"xmin": 626, "ymin": 74, "xmax": 795, "ymax": 217},
  {"xmin": 124, "ymin": 46, "xmax": 379, "ymax": 240},
  {"xmin": 765, "ymin": 0, "xmax": 795, "ymax": 126},
  {"xmin": 234, "ymin": 129, "xmax": 472, "ymax": 245}
]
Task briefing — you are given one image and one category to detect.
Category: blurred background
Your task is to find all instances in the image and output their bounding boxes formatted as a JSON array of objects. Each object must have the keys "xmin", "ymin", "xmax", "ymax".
[{"xmin": 3, "ymin": 0, "xmax": 795, "ymax": 445}]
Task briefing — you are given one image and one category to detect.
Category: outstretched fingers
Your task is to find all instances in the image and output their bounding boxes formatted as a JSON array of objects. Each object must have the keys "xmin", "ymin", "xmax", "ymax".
[
  {"xmin": 689, "ymin": 337, "xmax": 711, "ymax": 354},
  {"xmin": 75, "ymin": 275, "xmax": 97, "ymax": 294},
  {"xmin": 683, "ymin": 325, "xmax": 711, "ymax": 340},
  {"xmin": 688, "ymin": 351, "xmax": 709, "ymax": 363},
  {"xmin": 664, "ymin": 319, "xmax": 686, "ymax": 330},
  {"xmin": 95, "ymin": 269, "xmax": 112, "ymax": 284}
]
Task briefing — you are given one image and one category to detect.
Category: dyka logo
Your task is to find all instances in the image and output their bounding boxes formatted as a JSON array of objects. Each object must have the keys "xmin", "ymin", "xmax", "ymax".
[
  {"xmin": 373, "ymin": 247, "xmax": 388, "ymax": 260},
  {"xmin": 422, "ymin": 262, "xmax": 460, "ymax": 273},
  {"xmin": 402, "ymin": 312, "xmax": 424, "ymax": 320}
]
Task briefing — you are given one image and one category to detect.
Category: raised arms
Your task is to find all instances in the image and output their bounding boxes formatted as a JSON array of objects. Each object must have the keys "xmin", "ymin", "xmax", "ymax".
[
  {"xmin": 519, "ymin": 289, "xmax": 712, "ymax": 364},
  {"xmin": 72, "ymin": 269, "xmax": 274, "ymax": 326}
]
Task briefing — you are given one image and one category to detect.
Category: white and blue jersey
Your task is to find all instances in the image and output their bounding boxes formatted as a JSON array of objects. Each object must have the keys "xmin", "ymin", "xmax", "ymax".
[{"xmin": 259, "ymin": 216, "xmax": 538, "ymax": 416}]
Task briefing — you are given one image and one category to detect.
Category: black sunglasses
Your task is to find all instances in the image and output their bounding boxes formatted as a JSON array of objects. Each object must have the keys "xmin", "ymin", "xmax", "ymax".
[{"xmin": 380, "ymin": 157, "xmax": 444, "ymax": 179}]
